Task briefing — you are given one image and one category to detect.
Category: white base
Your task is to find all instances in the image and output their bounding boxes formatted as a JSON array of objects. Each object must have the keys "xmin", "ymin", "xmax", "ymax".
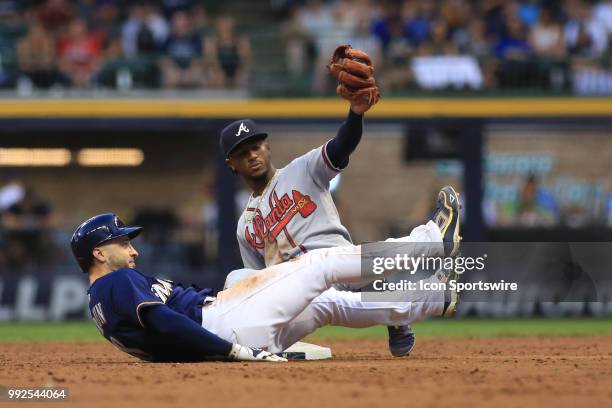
[{"xmin": 280, "ymin": 341, "xmax": 333, "ymax": 360}]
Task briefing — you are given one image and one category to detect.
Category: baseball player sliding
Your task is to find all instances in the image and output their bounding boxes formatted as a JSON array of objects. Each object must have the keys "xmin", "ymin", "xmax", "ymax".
[
  {"xmin": 220, "ymin": 45, "xmax": 415, "ymax": 357},
  {"xmin": 71, "ymin": 186, "xmax": 461, "ymax": 362}
]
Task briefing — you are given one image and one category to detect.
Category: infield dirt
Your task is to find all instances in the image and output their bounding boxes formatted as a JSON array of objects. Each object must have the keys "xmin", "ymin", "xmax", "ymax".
[{"xmin": 2, "ymin": 337, "xmax": 612, "ymax": 408}]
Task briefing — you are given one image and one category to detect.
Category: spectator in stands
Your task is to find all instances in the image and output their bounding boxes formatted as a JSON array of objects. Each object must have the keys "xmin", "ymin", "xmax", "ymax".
[
  {"xmin": 158, "ymin": 0, "xmax": 195, "ymax": 18},
  {"xmin": 1, "ymin": 188, "xmax": 53, "ymax": 271},
  {"xmin": 282, "ymin": 0, "xmax": 361, "ymax": 82},
  {"xmin": 0, "ymin": 172, "xmax": 24, "ymax": 212},
  {"xmin": 159, "ymin": 10, "xmax": 204, "ymax": 88},
  {"xmin": 297, "ymin": 0, "xmax": 335, "ymax": 45},
  {"xmin": 205, "ymin": 15, "xmax": 251, "ymax": 89},
  {"xmin": 0, "ymin": 0, "xmax": 22, "ymax": 23},
  {"xmin": 457, "ymin": 19, "xmax": 491, "ymax": 56},
  {"xmin": 16, "ymin": 23, "xmax": 63, "ymax": 89},
  {"xmin": 417, "ymin": 20, "xmax": 458, "ymax": 55},
  {"xmin": 372, "ymin": 1, "xmax": 407, "ymax": 52},
  {"xmin": 529, "ymin": 7, "xmax": 566, "ymax": 58},
  {"xmin": 88, "ymin": 0, "xmax": 121, "ymax": 45},
  {"xmin": 37, "ymin": 0, "xmax": 75, "ymax": 34},
  {"xmin": 402, "ymin": 2, "xmax": 433, "ymax": 48},
  {"xmin": 58, "ymin": 18, "xmax": 104, "ymax": 88},
  {"xmin": 281, "ymin": 4, "xmax": 311, "ymax": 79},
  {"xmin": 3, "ymin": 189, "xmax": 51, "ymax": 227},
  {"xmin": 191, "ymin": 4, "xmax": 211, "ymax": 38},
  {"xmin": 345, "ymin": 7, "xmax": 381, "ymax": 60},
  {"xmin": 594, "ymin": 0, "xmax": 612, "ymax": 34},
  {"xmin": 565, "ymin": 0, "xmax": 608, "ymax": 58},
  {"xmin": 516, "ymin": 174, "xmax": 559, "ymax": 227},
  {"xmin": 295, "ymin": 0, "xmax": 335, "ymax": 89},
  {"xmin": 566, "ymin": 0, "xmax": 610, "ymax": 95},
  {"xmin": 122, "ymin": 2, "xmax": 169, "ymax": 58},
  {"xmin": 378, "ymin": 14, "xmax": 414, "ymax": 93},
  {"xmin": 311, "ymin": 0, "xmax": 371, "ymax": 94},
  {"xmin": 482, "ymin": 0, "xmax": 507, "ymax": 41},
  {"xmin": 495, "ymin": 14, "xmax": 537, "ymax": 88},
  {"xmin": 495, "ymin": 10, "xmax": 532, "ymax": 60},
  {"xmin": 439, "ymin": 0, "xmax": 470, "ymax": 35},
  {"xmin": 463, "ymin": 19, "xmax": 497, "ymax": 87}
]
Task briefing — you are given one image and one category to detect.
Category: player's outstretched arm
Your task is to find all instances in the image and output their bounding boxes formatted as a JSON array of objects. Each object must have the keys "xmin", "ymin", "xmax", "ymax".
[
  {"xmin": 141, "ymin": 305, "xmax": 286, "ymax": 362},
  {"xmin": 325, "ymin": 109, "xmax": 363, "ymax": 170}
]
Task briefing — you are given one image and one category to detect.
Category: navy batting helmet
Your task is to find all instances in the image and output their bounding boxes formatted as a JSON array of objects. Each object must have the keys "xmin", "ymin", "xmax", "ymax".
[{"xmin": 70, "ymin": 213, "xmax": 142, "ymax": 273}]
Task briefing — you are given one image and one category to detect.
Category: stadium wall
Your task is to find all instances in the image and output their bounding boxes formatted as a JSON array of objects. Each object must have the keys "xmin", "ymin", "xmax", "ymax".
[{"xmin": 1, "ymin": 97, "xmax": 611, "ymax": 321}]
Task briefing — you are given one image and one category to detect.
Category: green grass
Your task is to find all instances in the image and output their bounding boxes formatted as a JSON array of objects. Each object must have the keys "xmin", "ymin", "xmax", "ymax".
[
  {"xmin": 0, "ymin": 322, "xmax": 102, "ymax": 342},
  {"xmin": 308, "ymin": 318, "xmax": 612, "ymax": 340},
  {"xmin": 1, "ymin": 318, "xmax": 612, "ymax": 342}
]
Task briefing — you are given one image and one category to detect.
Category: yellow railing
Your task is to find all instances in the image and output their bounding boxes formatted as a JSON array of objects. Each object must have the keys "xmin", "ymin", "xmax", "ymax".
[{"xmin": 0, "ymin": 98, "xmax": 612, "ymax": 118}]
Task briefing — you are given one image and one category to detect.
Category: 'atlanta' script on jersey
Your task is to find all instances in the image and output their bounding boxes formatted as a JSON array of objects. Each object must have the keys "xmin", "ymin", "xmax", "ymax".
[
  {"xmin": 237, "ymin": 145, "xmax": 352, "ymax": 268},
  {"xmin": 245, "ymin": 189, "xmax": 317, "ymax": 249}
]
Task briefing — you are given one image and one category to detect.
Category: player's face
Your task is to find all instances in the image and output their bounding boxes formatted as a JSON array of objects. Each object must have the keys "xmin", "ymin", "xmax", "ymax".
[
  {"xmin": 226, "ymin": 137, "xmax": 271, "ymax": 179},
  {"xmin": 94, "ymin": 236, "xmax": 139, "ymax": 271}
]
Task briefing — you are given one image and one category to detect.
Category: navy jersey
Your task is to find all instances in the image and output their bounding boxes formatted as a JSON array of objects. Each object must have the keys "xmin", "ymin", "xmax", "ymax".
[{"xmin": 87, "ymin": 268, "xmax": 212, "ymax": 361}]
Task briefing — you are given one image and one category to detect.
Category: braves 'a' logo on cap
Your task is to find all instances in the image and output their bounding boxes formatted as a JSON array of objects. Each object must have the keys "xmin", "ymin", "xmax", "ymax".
[{"xmin": 236, "ymin": 122, "xmax": 250, "ymax": 137}]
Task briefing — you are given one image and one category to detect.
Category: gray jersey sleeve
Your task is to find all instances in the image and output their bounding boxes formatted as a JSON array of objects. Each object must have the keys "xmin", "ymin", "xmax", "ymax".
[
  {"xmin": 296, "ymin": 143, "xmax": 341, "ymax": 190},
  {"xmin": 237, "ymin": 231, "xmax": 266, "ymax": 269}
]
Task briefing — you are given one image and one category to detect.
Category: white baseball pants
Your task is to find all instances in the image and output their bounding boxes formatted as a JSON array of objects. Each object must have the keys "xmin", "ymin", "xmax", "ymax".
[{"xmin": 201, "ymin": 221, "xmax": 446, "ymax": 353}]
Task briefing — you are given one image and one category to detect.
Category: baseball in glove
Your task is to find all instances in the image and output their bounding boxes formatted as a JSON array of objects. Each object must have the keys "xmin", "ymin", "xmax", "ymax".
[{"xmin": 327, "ymin": 44, "xmax": 381, "ymax": 115}]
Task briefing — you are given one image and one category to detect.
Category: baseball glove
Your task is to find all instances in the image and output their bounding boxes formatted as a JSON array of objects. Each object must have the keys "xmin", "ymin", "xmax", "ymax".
[{"xmin": 327, "ymin": 44, "xmax": 380, "ymax": 114}]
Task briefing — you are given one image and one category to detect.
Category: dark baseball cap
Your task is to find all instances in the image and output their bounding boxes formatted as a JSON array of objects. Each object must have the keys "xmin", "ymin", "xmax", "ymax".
[{"xmin": 220, "ymin": 119, "xmax": 268, "ymax": 158}]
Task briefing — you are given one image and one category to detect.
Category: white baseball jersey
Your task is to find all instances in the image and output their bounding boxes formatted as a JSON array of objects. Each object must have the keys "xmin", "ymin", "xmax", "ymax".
[{"xmin": 237, "ymin": 143, "xmax": 352, "ymax": 268}]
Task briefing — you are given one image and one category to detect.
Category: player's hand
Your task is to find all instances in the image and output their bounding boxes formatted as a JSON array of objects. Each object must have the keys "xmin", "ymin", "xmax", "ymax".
[
  {"xmin": 228, "ymin": 343, "xmax": 287, "ymax": 362},
  {"xmin": 350, "ymin": 103, "xmax": 369, "ymax": 116}
]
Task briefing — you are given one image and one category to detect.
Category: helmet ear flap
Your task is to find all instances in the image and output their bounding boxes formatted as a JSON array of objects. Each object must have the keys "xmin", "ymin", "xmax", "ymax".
[{"xmin": 78, "ymin": 258, "xmax": 92, "ymax": 274}]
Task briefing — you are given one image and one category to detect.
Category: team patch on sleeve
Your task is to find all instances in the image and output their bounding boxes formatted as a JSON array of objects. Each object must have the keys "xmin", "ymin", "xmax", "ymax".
[{"xmin": 151, "ymin": 279, "xmax": 174, "ymax": 303}]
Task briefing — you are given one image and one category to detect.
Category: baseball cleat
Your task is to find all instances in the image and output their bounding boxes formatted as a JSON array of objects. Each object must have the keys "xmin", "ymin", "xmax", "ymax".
[
  {"xmin": 431, "ymin": 186, "xmax": 462, "ymax": 257},
  {"xmin": 435, "ymin": 260, "xmax": 460, "ymax": 317},
  {"xmin": 441, "ymin": 275, "xmax": 459, "ymax": 317},
  {"xmin": 388, "ymin": 325, "xmax": 416, "ymax": 357}
]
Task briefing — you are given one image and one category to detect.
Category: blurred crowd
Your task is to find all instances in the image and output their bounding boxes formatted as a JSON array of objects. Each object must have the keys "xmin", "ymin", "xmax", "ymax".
[
  {"xmin": 281, "ymin": 0, "xmax": 612, "ymax": 94},
  {"xmin": 0, "ymin": 172, "xmax": 241, "ymax": 275},
  {"xmin": 0, "ymin": 0, "xmax": 251, "ymax": 90},
  {"xmin": 2, "ymin": 0, "xmax": 612, "ymax": 93}
]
